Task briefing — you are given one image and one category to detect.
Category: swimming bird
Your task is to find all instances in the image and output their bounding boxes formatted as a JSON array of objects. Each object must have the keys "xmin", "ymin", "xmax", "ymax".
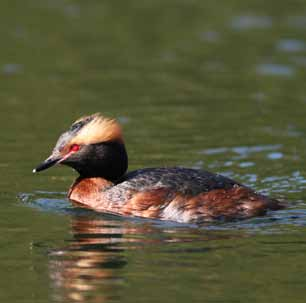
[{"xmin": 33, "ymin": 113, "xmax": 283, "ymax": 223}]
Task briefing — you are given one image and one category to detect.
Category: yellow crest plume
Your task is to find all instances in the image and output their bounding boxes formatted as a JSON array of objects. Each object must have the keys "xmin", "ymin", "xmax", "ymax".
[{"xmin": 69, "ymin": 113, "xmax": 123, "ymax": 145}]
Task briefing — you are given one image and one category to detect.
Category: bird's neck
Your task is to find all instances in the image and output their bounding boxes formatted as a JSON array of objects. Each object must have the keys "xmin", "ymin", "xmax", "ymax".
[
  {"xmin": 74, "ymin": 141, "xmax": 128, "ymax": 182},
  {"xmin": 68, "ymin": 177, "xmax": 113, "ymax": 208}
]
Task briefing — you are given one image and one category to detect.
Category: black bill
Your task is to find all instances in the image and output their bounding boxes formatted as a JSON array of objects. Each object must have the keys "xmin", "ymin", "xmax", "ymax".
[{"xmin": 33, "ymin": 156, "xmax": 62, "ymax": 173}]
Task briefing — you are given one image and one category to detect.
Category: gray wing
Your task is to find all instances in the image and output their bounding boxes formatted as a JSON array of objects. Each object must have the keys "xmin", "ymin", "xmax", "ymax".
[{"xmin": 115, "ymin": 167, "xmax": 240, "ymax": 195}]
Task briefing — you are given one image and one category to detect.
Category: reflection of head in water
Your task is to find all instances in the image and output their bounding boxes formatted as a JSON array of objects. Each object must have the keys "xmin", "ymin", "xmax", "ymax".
[{"xmin": 48, "ymin": 215, "xmax": 129, "ymax": 303}]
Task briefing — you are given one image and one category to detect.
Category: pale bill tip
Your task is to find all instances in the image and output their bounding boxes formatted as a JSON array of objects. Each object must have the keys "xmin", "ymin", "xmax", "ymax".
[{"xmin": 32, "ymin": 169, "xmax": 37, "ymax": 173}]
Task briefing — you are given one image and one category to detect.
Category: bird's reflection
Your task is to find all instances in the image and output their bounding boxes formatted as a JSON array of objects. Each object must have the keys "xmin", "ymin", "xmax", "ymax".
[
  {"xmin": 48, "ymin": 213, "xmax": 242, "ymax": 303},
  {"xmin": 48, "ymin": 215, "xmax": 131, "ymax": 303}
]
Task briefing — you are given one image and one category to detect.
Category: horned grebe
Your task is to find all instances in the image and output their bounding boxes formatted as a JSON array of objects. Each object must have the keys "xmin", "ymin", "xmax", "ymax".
[{"xmin": 33, "ymin": 113, "xmax": 283, "ymax": 223}]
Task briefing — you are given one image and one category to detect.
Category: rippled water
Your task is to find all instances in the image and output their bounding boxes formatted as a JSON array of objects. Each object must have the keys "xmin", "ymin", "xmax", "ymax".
[{"xmin": 2, "ymin": 1, "xmax": 306, "ymax": 302}]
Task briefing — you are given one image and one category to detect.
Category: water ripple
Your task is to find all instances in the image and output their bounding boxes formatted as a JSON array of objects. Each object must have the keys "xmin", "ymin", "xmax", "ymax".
[
  {"xmin": 231, "ymin": 15, "xmax": 273, "ymax": 30},
  {"xmin": 256, "ymin": 63, "xmax": 295, "ymax": 77},
  {"xmin": 2, "ymin": 63, "xmax": 23, "ymax": 75},
  {"xmin": 199, "ymin": 144, "xmax": 282, "ymax": 157},
  {"xmin": 277, "ymin": 39, "xmax": 306, "ymax": 53}
]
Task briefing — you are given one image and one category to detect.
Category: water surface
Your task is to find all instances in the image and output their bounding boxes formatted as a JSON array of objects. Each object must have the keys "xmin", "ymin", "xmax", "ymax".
[{"xmin": 2, "ymin": 1, "xmax": 306, "ymax": 302}]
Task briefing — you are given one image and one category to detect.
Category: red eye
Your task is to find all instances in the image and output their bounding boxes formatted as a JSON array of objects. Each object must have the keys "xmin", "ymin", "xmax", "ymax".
[{"xmin": 70, "ymin": 144, "xmax": 80, "ymax": 152}]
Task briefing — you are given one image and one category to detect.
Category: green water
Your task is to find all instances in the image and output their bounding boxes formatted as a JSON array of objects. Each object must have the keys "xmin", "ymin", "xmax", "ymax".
[{"xmin": 2, "ymin": 0, "xmax": 306, "ymax": 302}]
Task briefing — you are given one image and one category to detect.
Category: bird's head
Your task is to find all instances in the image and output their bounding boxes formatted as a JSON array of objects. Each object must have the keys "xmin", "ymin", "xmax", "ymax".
[{"xmin": 33, "ymin": 113, "xmax": 128, "ymax": 181}]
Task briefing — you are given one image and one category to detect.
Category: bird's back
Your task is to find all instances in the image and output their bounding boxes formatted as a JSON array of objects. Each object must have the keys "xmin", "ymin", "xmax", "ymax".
[{"xmin": 116, "ymin": 167, "xmax": 238, "ymax": 194}]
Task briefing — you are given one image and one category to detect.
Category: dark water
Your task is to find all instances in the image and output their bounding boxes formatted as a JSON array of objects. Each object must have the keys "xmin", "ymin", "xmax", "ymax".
[{"xmin": 2, "ymin": 1, "xmax": 306, "ymax": 302}]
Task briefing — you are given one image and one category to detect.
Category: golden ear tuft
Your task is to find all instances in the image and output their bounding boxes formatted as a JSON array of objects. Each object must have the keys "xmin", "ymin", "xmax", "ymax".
[{"xmin": 69, "ymin": 113, "xmax": 123, "ymax": 145}]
